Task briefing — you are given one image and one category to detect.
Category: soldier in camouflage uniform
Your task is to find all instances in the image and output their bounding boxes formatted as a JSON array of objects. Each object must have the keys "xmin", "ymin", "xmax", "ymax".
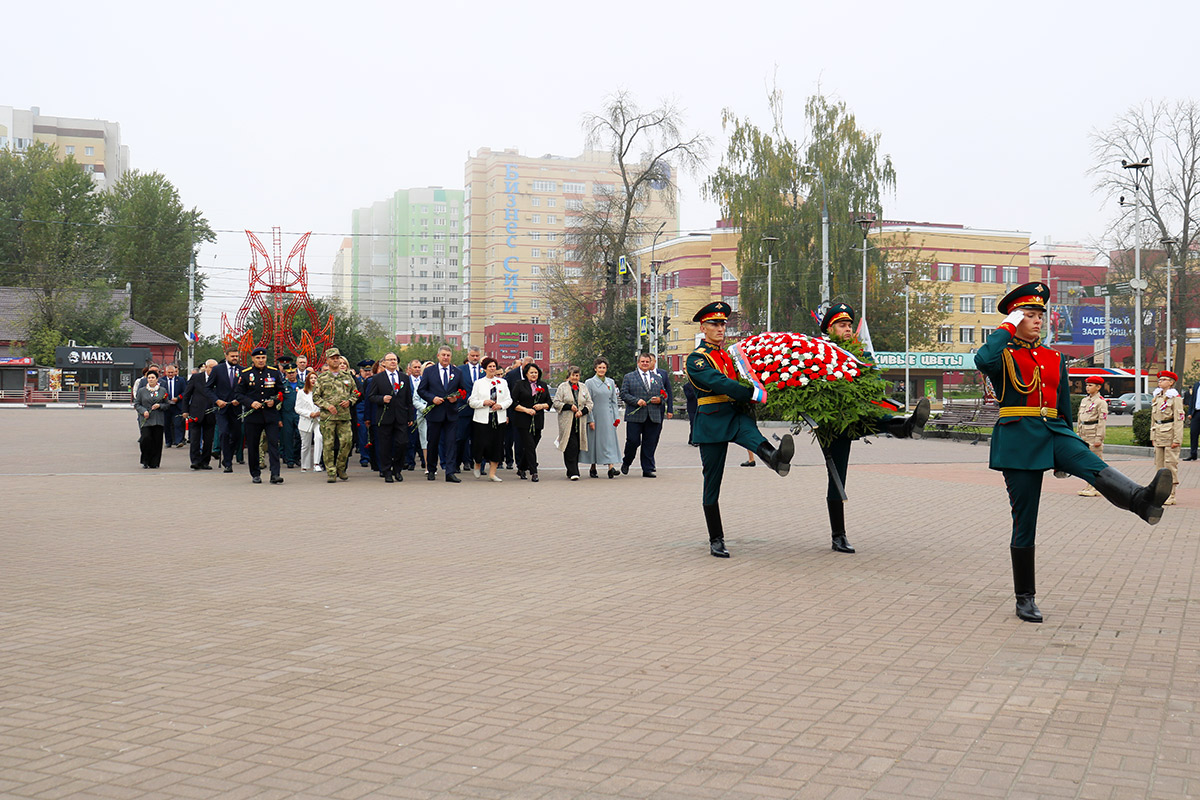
[{"xmin": 313, "ymin": 348, "xmax": 360, "ymax": 482}]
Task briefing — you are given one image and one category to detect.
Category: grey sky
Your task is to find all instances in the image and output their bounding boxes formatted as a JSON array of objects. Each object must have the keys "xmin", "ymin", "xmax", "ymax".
[{"xmin": 6, "ymin": 0, "xmax": 1197, "ymax": 334}]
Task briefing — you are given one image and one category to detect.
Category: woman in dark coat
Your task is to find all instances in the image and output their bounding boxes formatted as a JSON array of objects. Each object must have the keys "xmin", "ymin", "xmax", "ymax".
[
  {"xmin": 510, "ymin": 362, "xmax": 552, "ymax": 482},
  {"xmin": 134, "ymin": 370, "xmax": 167, "ymax": 468}
]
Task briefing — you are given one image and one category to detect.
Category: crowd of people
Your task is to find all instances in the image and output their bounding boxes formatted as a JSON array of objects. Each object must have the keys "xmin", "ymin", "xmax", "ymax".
[{"xmin": 131, "ymin": 344, "xmax": 683, "ymax": 486}]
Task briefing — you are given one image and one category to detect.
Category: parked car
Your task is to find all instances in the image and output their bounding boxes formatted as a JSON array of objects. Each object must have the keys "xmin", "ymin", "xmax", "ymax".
[{"xmin": 1108, "ymin": 393, "xmax": 1153, "ymax": 415}]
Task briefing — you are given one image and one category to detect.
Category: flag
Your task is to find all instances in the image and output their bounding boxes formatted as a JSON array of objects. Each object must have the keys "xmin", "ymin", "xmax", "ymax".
[{"xmin": 855, "ymin": 316, "xmax": 875, "ymax": 356}]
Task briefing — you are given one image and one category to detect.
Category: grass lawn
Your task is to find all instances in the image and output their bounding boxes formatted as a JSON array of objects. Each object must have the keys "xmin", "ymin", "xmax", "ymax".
[{"xmin": 1104, "ymin": 426, "xmax": 1140, "ymax": 446}]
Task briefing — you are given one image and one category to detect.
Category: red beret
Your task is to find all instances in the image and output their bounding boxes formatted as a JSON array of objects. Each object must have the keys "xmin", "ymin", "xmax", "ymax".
[
  {"xmin": 1085, "ymin": 376, "xmax": 1105, "ymax": 386},
  {"xmin": 1158, "ymin": 371, "xmax": 1178, "ymax": 382}
]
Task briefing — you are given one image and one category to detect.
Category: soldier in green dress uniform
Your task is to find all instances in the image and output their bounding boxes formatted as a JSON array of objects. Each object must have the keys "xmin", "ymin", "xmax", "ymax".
[
  {"xmin": 974, "ymin": 282, "xmax": 1173, "ymax": 623},
  {"xmin": 686, "ymin": 301, "xmax": 794, "ymax": 558}
]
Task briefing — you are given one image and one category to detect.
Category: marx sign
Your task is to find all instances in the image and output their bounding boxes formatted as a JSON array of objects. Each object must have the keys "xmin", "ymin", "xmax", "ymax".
[{"xmin": 54, "ymin": 346, "xmax": 152, "ymax": 368}]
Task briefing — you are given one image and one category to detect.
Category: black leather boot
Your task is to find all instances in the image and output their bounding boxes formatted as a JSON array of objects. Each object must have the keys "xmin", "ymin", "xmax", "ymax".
[
  {"xmin": 828, "ymin": 498, "xmax": 854, "ymax": 553},
  {"xmin": 1092, "ymin": 467, "xmax": 1173, "ymax": 524},
  {"xmin": 1010, "ymin": 546, "xmax": 1042, "ymax": 622},
  {"xmin": 755, "ymin": 433, "xmax": 794, "ymax": 477},
  {"xmin": 883, "ymin": 397, "xmax": 931, "ymax": 439},
  {"xmin": 704, "ymin": 504, "xmax": 729, "ymax": 558}
]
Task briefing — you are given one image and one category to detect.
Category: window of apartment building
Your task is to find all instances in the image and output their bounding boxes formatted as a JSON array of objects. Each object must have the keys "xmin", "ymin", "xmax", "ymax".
[
  {"xmin": 519, "ymin": 350, "xmax": 529, "ymax": 359},
  {"xmin": 566, "ymin": 267, "xmax": 582, "ymax": 278},
  {"xmin": 420, "ymin": 245, "xmax": 428, "ymax": 253},
  {"xmin": 434, "ymin": 203, "xmax": 446, "ymax": 213},
  {"xmin": 530, "ymin": 265, "xmax": 541, "ymax": 275},
  {"xmin": 531, "ymin": 214, "xmax": 541, "ymax": 223},
  {"xmin": 420, "ymin": 258, "xmax": 428, "ymax": 265},
  {"xmin": 530, "ymin": 282, "xmax": 541, "ymax": 292},
  {"xmin": 419, "ymin": 296, "xmax": 428, "ymax": 304},
  {"xmin": 981, "ymin": 296, "xmax": 997, "ymax": 314},
  {"xmin": 531, "ymin": 180, "xmax": 556, "ymax": 192},
  {"xmin": 938, "ymin": 263, "xmax": 953, "ymax": 281},
  {"xmin": 83, "ymin": 164, "xmax": 94, "ymax": 173},
  {"xmin": 85, "ymin": 146, "xmax": 94, "ymax": 156},
  {"xmin": 420, "ymin": 230, "xmax": 429, "ymax": 239},
  {"xmin": 531, "ymin": 197, "xmax": 541, "ymax": 207},
  {"xmin": 450, "ymin": 220, "xmax": 459, "ymax": 229},
  {"xmin": 450, "ymin": 207, "xmax": 459, "ymax": 218},
  {"xmin": 546, "ymin": 215, "xmax": 557, "ymax": 224},
  {"xmin": 435, "ymin": 218, "xmax": 446, "ymax": 226},
  {"xmin": 450, "ymin": 245, "xmax": 458, "ymax": 253},
  {"xmin": 981, "ymin": 326, "xmax": 995, "ymax": 340},
  {"xmin": 721, "ymin": 267, "xmax": 736, "ymax": 281},
  {"xmin": 960, "ymin": 295, "xmax": 975, "ymax": 313},
  {"xmin": 546, "ymin": 198, "xmax": 556, "ymax": 207},
  {"xmin": 419, "ymin": 283, "xmax": 428, "ymax": 291},
  {"xmin": 519, "ymin": 333, "xmax": 529, "ymax": 342},
  {"xmin": 1058, "ymin": 280, "xmax": 1081, "ymax": 304},
  {"xmin": 959, "ymin": 326, "xmax": 975, "ymax": 344},
  {"xmin": 594, "ymin": 183, "xmax": 614, "ymax": 193},
  {"xmin": 433, "ymin": 271, "xmax": 445, "ymax": 279},
  {"xmin": 434, "ymin": 296, "xmax": 444, "ymax": 304},
  {"xmin": 433, "ymin": 232, "xmax": 445, "ymax": 240},
  {"xmin": 433, "ymin": 246, "xmax": 445, "ymax": 257},
  {"xmin": 529, "ymin": 231, "xmax": 540, "ymax": 241},
  {"xmin": 940, "ymin": 295, "xmax": 953, "ymax": 313},
  {"xmin": 565, "ymin": 199, "xmax": 583, "ymax": 211},
  {"xmin": 1002, "ymin": 266, "xmax": 1019, "ymax": 284},
  {"xmin": 450, "ymin": 258, "xmax": 458, "ymax": 266},
  {"xmin": 534, "ymin": 333, "xmax": 543, "ymax": 343},
  {"xmin": 530, "ymin": 299, "xmax": 541, "ymax": 309},
  {"xmin": 546, "ymin": 232, "xmax": 557, "ymax": 242},
  {"xmin": 65, "ymin": 145, "xmax": 75, "ymax": 155},
  {"xmin": 563, "ymin": 181, "xmax": 585, "ymax": 194},
  {"xmin": 960, "ymin": 264, "xmax": 976, "ymax": 281},
  {"xmin": 938, "ymin": 326, "xmax": 953, "ymax": 344},
  {"xmin": 420, "ymin": 310, "xmax": 428, "ymax": 319},
  {"xmin": 421, "ymin": 218, "xmax": 429, "ymax": 227},
  {"xmin": 535, "ymin": 350, "xmax": 544, "ymax": 360},
  {"xmin": 530, "ymin": 248, "xmax": 541, "ymax": 257},
  {"xmin": 981, "ymin": 265, "xmax": 997, "ymax": 282},
  {"xmin": 419, "ymin": 270, "xmax": 428, "ymax": 277}
]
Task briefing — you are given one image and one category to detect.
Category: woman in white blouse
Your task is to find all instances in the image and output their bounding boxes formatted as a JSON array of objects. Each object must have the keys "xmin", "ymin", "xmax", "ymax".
[
  {"xmin": 294, "ymin": 372, "xmax": 324, "ymax": 471},
  {"xmin": 467, "ymin": 357, "xmax": 513, "ymax": 482}
]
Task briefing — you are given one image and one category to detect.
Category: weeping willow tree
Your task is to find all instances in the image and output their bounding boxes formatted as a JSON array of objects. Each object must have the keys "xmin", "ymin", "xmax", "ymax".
[{"xmin": 705, "ymin": 89, "xmax": 901, "ymax": 336}]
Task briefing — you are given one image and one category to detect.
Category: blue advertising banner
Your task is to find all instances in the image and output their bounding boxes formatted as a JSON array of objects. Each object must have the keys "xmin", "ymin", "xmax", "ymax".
[{"xmin": 1043, "ymin": 304, "xmax": 1152, "ymax": 347}]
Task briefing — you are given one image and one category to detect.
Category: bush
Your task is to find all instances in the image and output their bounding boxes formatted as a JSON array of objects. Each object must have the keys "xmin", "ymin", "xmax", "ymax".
[
  {"xmin": 1131, "ymin": 408, "xmax": 1151, "ymax": 447},
  {"xmin": 1069, "ymin": 394, "xmax": 1084, "ymax": 420}
]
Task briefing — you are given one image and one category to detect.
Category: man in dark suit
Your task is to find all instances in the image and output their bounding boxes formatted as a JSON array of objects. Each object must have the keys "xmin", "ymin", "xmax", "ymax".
[
  {"xmin": 1184, "ymin": 379, "xmax": 1200, "ymax": 461},
  {"xmin": 367, "ymin": 352, "xmax": 413, "ymax": 483},
  {"xmin": 418, "ymin": 345, "xmax": 466, "ymax": 482},
  {"xmin": 655, "ymin": 358, "xmax": 675, "ymax": 420},
  {"xmin": 457, "ymin": 347, "xmax": 484, "ymax": 470},
  {"xmin": 160, "ymin": 364, "xmax": 187, "ymax": 448},
  {"xmin": 620, "ymin": 352, "xmax": 668, "ymax": 477},
  {"xmin": 207, "ymin": 346, "xmax": 244, "ymax": 472},
  {"xmin": 181, "ymin": 358, "xmax": 217, "ymax": 469},
  {"xmin": 404, "ymin": 359, "xmax": 426, "ymax": 470}
]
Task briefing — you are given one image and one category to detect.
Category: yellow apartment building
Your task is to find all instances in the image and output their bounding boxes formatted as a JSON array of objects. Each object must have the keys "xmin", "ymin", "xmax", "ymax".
[
  {"xmin": 463, "ymin": 147, "xmax": 678, "ymax": 349},
  {"xmin": 0, "ymin": 105, "xmax": 129, "ymax": 190},
  {"xmin": 874, "ymin": 222, "xmax": 1035, "ymax": 353}
]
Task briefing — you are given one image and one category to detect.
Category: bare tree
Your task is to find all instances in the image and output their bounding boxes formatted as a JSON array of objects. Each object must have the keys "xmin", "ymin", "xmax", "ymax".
[
  {"xmin": 576, "ymin": 90, "xmax": 709, "ymax": 322},
  {"xmin": 1091, "ymin": 99, "xmax": 1200, "ymax": 375}
]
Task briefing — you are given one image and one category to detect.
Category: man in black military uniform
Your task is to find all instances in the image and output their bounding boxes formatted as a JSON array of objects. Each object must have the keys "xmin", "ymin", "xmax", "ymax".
[
  {"xmin": 236, "ymin": 346, "xmax": 286, "ymax": 485},
  {"xmin": 686, "ymin": 301, "xmax": 794, "ymax": 558}
]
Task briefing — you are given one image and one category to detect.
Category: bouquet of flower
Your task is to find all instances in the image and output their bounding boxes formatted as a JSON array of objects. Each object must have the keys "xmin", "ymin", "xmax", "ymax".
[
  {"xmin": 420, "ymin": 388, "xmax": 468, "ymax": 418},
  {"xmin": 730, "ymin": 332, "xmax": 891, "ymax": 446}
]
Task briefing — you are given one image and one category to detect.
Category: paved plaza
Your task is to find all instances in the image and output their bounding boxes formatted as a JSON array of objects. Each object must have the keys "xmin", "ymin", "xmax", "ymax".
[{"xmin": 1, "ymin": 409, "xmax": 1197, "ymax": 799}]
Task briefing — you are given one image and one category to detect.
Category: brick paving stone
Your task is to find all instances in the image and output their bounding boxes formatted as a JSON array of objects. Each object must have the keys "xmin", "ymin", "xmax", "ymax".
[{"xmin": 1, "ymin": 409, "xmax": 1197, "ymax": 798}]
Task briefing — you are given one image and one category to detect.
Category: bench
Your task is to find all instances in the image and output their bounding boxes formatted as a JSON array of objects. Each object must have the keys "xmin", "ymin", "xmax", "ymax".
[{"xmin": 926, "ymin": 400, "xmax": 999, "ymax": 444}]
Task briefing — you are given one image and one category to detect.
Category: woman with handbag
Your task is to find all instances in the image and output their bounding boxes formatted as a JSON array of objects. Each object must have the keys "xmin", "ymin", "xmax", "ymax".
[
  {"xmin": 553, "ymin": 365, "xmax": 594, "ymax": 480},
  {"xmin": 467, "ymin": 357, "xmax": 512, "ymax": 482},
  {"xmin": 510, "ymin": 362, "xmax": 551, "ymax": 482},
  {"xmin": 134, "ymin": 369, "xmax": 167, "ymax": 468}
]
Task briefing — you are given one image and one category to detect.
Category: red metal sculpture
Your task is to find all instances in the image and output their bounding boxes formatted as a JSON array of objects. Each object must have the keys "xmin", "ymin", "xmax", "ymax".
[{"xmin": 221, "ymin": 227, "xmax": 335, "ymax": 367}]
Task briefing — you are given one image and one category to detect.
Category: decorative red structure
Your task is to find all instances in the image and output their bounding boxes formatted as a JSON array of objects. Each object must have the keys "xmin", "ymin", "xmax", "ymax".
[{"xmin": 221, "ymin": 227, "xmax": 335, "ymax": 367}]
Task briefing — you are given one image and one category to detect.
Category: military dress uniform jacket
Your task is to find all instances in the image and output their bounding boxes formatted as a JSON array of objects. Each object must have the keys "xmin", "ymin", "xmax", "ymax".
[
  {"xmin": 1150, "ymin": 391, "xmax": 1185, "ymax": 447},
  {"xmin": 686, "ymin": 342, "xmax": 757, "ymax": 444},
  {"xmin": 312, "ymin": 370, "xmax": 360, "ymax": 421},
  {"xmin": 1076, "ymin": 395, "xmax": 1108, "ymax": 445},
  {"xmin": 974, "ymin": 325, "xmax": 1074, "ymax": 472},
  {"xmin": 236, "ymin": 366, "xmax": 285, "ymax": 424}
]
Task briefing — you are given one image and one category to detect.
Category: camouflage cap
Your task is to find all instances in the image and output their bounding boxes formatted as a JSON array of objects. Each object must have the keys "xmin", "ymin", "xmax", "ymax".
[{"xmin": 324, "ymin": 347, "xmax": 341, "ymax": 359}]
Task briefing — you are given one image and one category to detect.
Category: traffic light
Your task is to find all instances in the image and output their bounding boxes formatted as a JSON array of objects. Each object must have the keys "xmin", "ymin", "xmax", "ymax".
[{"xmin": 661, "ymin": 315, "xmax": 670, "ymax": 340}]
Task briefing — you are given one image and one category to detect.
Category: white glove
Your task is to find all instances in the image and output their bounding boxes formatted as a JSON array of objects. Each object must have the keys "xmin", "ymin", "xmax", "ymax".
[{"xmin": 1003, "ymin": 310, "xmax": 1026, "ymax": 328}]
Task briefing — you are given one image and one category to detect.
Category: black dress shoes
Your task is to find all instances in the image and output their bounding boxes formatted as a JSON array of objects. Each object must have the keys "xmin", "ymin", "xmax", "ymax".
[
  {"xmin": 642, "ymin": 471, "xmax": 656, "ymax": 478},
  {"xmin": 608, "ymin": 467, "xmax": 618, "ymax": 479},
  {"xmin": 531, "ymin": 472, "xmax": 539, "ymax": 482},
  {"xmin": 384, "ymin": 474, "xmax": 394, "ymax": 483},
  {"xmin": 710, "ymin": 539, "xmax": 730, "ymax": 558},
  {"xmin": 223, "ymin": 466, "xmax": 233, "ymax": 473},
  {"xmin": 445, "ymin": 473, "xmax": 461, "ymax": 483},
  {"xmin": 252, "ymin": 476, "xmax": 262, "ymax": 484},
  {"xmin": 1015, "ymin": 595, "xmax": 1043, "ymax": 623},
  {"xmin": 517, "ymin": 470, "xmax": 526, "ymax": 479},
  {"xmin": 589, "ymin": 464, "xmax": 598, "ymax": 478},
  {"xmin": 620, "ymin": 463, "xmax": 630, "ymax": 475},
  {"xmin": 270, "ymin": 475, "xmax": 283, "ymax": 484},
  {"xmin": 199, "ymin": 464, "xmax": 212, "ymax": 470},
  {"xmin": 190, "ymin": 464, "xmax": 201, "ymax": 470},
  {"xmin": 831, "ymin": 535, "xmax": 856, "ymax": 554},
  {"xmin": 1183, "ymin": 455, "xmax": 1198, "ymax": 462},
  {"xmin": 426, "ymin": 471, "xmax": 436, "ymax": 481}
]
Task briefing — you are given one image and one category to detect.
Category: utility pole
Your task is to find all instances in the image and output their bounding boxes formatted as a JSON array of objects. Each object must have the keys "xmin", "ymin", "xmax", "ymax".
[
  {"xmin": 761, "ymin": 236, "xmax": 779, "ymax": 332},
  {"xmin": 1122, "ymin": 157, "xmax": 1151, "ymax": 409},
  {"xmin": 186, "ymin": 227, "xmax": 196, "ymax": 372}
]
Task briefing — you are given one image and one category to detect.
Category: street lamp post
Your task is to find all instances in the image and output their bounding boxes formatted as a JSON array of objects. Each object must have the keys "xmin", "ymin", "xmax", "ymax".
[
  {"xmin": 761, "ymin": 236, "xmax": 779, "ymax": 332},
  {"xmin": 1162, "ymin": 236, "xmax": 1179, "ymax": 370},
  {"xmin": 901, "ymin": 269, "xmax": 914, "ymax": 412},
  {"xmin": 1122, "ymin": 157, "xmax": 1151, "ymax": 408},
  {"xmin": 637, "ymin": 221, "xmax": 667, "ymax": 356},
  {"xmin": 802, "ymin": 166, "xmax": 831, "ymax": 306},
  {"xmin": 854, "ymin": 214, "xmax": 877, "ymax": 325}
]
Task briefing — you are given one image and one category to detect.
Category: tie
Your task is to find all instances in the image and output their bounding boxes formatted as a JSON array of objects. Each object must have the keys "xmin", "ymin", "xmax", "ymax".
[
  {"xmin": 392, "ymin": 373, "xmax": 399, "ymax": 390},
  {"xmin": 643, "ymin": 371, "xmax": 650, "ymax": 391},
  {"xmin": 443, "ymin": 368, "xmax": 449, "ymax": 387}
]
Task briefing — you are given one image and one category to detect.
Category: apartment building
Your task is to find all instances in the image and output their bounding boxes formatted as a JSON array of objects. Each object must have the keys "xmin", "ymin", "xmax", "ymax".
[{"xmin": 0, "ymin": 105, "xmax": 129, "ymax": 190}]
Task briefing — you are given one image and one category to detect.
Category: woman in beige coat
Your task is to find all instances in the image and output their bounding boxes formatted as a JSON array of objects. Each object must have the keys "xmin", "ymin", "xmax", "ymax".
[{"xmin": 552, "ymin": 365, "xmax": 594, "ymax": 480}]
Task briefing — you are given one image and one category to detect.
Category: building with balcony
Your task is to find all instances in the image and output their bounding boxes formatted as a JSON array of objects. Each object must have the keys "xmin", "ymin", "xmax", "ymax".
[{"xmin": 0, "ymin": 105, "xmax": 129, "ymax": 190}]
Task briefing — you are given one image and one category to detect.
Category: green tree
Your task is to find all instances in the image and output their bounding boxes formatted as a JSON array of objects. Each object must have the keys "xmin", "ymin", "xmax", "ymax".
[
  {"xmin": 242, "ymin": 296, "xmax": 391, "ymax": 367},
  {"xmin": 20, "ymin": 281, "xmax": 131, "ymax": 364},
  {"xmin": 103, "ymin": 170, "xmax": 214, "ymax": 343},
  {"xmin": 706, "ymin": 90, "xmax": 948, "ymax": 345},
  {"xmin": 396, "ymin": 335, "xmax": 465, "ymax": 368}
]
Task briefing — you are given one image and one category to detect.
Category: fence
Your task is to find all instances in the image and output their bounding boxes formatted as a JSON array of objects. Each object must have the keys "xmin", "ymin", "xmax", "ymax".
[{"xmin": 0, "ymin": 389, "xmax": 132, "ymax": 404}]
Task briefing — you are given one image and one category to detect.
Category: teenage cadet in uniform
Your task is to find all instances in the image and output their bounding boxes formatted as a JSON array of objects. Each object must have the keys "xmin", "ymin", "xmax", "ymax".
[
  {"xmin": 1075, "ymin": 376, "xmax": 1107, "ymax": 496},
  {"xmin": 313, "ymin": 347, "xmax": 360, "ymax": 482},
  {"xmin": 820, "ymin": 303, "xmax": 930, "ymax": 554},
  {"xmin": 685, "ymin": 301, "xmax": 794, "ymax": 558},
  {"xmin": 1150, "ymin": 370, "xmax": 1185, "ymax": 506},
  {"xmin": 974, "ymin": 282, "xmax": 1173, "ymax": 623},
  {"xmin": 236, "ymin": 347, "xmax": 285, "ymax": 485}
]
